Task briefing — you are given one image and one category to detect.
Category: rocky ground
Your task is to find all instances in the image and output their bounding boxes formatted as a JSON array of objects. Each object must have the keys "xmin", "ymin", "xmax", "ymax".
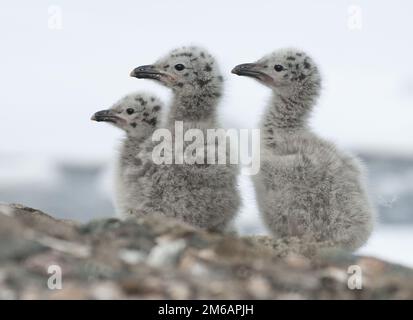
[{"xmin": 0, "ymin": 203, "xmax": 412, "ymax": 299}]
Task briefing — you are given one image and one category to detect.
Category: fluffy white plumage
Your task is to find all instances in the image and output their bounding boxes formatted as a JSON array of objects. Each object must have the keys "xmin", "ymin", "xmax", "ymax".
[{"xmin": 233, "ymin": 48, "xmax": 375, "ymax": 250}]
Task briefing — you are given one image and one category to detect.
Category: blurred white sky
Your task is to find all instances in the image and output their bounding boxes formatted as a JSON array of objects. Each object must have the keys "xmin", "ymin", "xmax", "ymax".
[{"xmin": 1, "ymin": 0, "xmax": 412, "ymax": 161}]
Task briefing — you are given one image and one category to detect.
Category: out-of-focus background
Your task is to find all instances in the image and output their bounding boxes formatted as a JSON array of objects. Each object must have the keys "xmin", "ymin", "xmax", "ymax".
[{"xmin": 1, "ymin": 1, "xmax": 412, "ymax": 266}]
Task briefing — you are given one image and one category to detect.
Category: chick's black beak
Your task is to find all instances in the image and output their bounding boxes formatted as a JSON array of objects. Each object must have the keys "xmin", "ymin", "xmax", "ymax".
[
  {"xmin": 91, "ymin": 109, "xmax": 117, "ymax": 123},
  {"xmin": 130, "ymin": 65, "xmax": 162, "ymax": 80},
  {"xmin": 231, "ymin": 63, "xmax": 262, "ymax": 77}
]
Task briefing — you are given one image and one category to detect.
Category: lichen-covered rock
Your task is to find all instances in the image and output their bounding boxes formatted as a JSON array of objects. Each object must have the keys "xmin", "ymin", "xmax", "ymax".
[{"xmin": 0, "ymin": 203, "xmax": 412, "ymax": 299}]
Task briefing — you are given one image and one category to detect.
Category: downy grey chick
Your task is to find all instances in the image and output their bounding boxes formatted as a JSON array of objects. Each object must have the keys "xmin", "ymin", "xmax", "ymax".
[
  {"xmin": 91, "ymin": 92, "xmax": 163, "ymax": 217},
  {"xmin": 232, "ymin": 48, "xmax": 375, "ymax": 250},
  {"xmin": 129, "ymin": 46, "xmax": 241, "ymax": 231}
]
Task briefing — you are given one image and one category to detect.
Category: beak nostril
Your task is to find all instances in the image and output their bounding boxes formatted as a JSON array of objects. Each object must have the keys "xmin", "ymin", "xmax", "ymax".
[{"xmin": 139, "ymin": 65, "xmax": 154, "ymax": 71}]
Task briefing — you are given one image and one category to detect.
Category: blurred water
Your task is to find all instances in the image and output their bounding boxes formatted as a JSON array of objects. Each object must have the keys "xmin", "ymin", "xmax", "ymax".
[
  {"xmin": 358, "ymin": 225, "xmax": 413, "ymax": 268},
  {"xmin": 0, "ymin": 154, "xmax": 114, "ymax": 222}
]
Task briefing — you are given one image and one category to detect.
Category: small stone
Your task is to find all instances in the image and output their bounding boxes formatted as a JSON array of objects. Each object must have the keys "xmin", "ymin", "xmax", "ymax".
[
  {"xmin": 118, "ymin": 249, "xmax": 147, "ymax": 265},
  {"xmin": 92, "ymin": 282, "xmax": 123, "ymax": 299},
  {"xmin": 147, "ymin": 239, "xmax": 186, "ymax": 268}
]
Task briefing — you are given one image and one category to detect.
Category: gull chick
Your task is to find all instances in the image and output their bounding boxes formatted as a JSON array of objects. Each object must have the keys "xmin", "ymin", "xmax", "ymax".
[
  {"xmin": 130, "ymin": 46, "xmax": 241, "ymax": 232},
  {"xmin": 232, "ymin": 48, "xmax": 375, "ymax": 250},
  {"xmin": 91, "ymin": 92, "xmax": 163, "ymax": 217}
]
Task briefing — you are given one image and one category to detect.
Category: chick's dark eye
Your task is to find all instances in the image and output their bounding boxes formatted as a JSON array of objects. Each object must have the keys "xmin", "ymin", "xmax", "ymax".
[
  {"xmin": 274, "ymin": 65, "xmax": 284, "ymax": 72},
  {"xmin": 126, "ymin": 108, "xmax": 134, "ymax": 115},
  {"xmin": 174, "ymin": 64, "xmax": 185, "ymax": 71}
]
